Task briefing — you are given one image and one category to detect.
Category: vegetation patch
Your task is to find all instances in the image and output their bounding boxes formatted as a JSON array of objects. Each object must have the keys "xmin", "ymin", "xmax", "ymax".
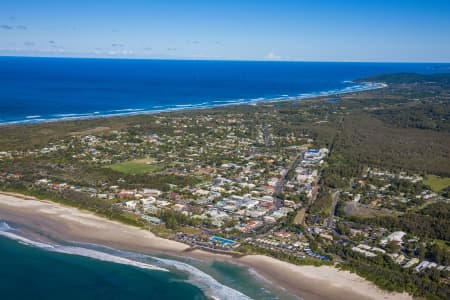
[
  {"xmin": 423, "ymin": 175, "xmax": 450, "ymax": 192},
  {"xmin": 69, "ymin": 126, "xmax": 111, "ymax": 136},
  {"xmin": 106, "ymin": 159, "xmax": 160, "ymax": 174},
  {"xmin": 344, "ymin": 202, "xmax": 396, "ymax": 218}
]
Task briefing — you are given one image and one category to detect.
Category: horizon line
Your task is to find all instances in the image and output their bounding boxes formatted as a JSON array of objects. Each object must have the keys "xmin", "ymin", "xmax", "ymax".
[{"xmin": 1, "ymin": 55, "xmax": 450, "ymax": 64}]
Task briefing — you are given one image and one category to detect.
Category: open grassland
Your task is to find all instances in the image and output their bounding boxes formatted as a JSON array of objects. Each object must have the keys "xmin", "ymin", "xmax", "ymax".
[
  {"xmin": 423, "ymin": 175, "xmax": 450, "ymax": 192},
  {"xmin": 106, "ymin": 159, "xmax": 160, "ymax": 174}
]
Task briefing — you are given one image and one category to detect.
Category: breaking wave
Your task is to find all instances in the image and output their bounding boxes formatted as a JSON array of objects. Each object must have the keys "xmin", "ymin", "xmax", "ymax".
[
  {"xmin": 0, "ymin": 221, "xmax": 167, "ymax": 272},
  {"xmin": 153, "ymin": 256, "xmax": 252, "ymax": 300},
  {"xmin": 68, "ymin": 242, "xmax": 252, "ymax": 300},
  {"xmin": 0, "ymin": 221, "xmax": 252, "ymax": 299},
  {"xmin": 0, "ymin": 82, "xmax": 385, "ymax": 126}
]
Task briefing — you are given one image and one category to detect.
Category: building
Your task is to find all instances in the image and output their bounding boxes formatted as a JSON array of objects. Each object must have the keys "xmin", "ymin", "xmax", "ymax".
[{"xmin": 381, "ymin": 231, "xmax": 406, "ymax": 245}]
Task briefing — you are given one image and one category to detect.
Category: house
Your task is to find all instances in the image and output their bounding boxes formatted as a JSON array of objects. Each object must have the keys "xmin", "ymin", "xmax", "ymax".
[
  {"xmin": 352, "ymin": 246, "xmax": 377, "ymax": 257},
  {"xmin": 381, "ymin": 231, "xmax": 406, "ymax": 245},
  {"xmin": 125, "ymin": 200, "xmax": 137, "ymax": 210},
  {"xmin": 141, "ymin": 196, "xmax": 156, "ymax": 205},
  {"xmin": 247, "ymin": 210, "xmax": 267, "ymax": 218},
  {"xmin": 260, "ymin": 185, "xmax": 275, "ymax": 194},
  {"xmin": 274, "ymin": 231, "xmax": 291, "ymax": 238},
  {"xmin": 156, "ymin": 200, "xmax": 171, "ymax": 207},
  {"xmin": 142, "ymin": 188, "xmax": 162, "ymax": 197},
  {"xmin": 193, "ymin": 189, "xmax": 210, "ymax": 197},
  {"xmin": 118, "ymin": 190, "xmax": 135, "ymax": 199},
  {"xmin": 284, "ymin": 200, "xmax": 296, "ymax": 207},
  {"xmin": 263, "ymin": 216, "xmax": 276, "ymax": 224},
  {"xmin": 142, "ymin": 215, "xmax": 162, "ymax": 225},
  {"xmin": 403, "ymin": 258, "xmax": 419, "ymax": 268},
  {"xmin": 172, "ymin": 203, "xmax": 187, "ymax": 211}
]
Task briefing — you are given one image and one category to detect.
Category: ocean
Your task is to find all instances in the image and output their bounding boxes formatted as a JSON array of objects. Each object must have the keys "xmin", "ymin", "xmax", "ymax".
[
  {"xmin": 0, "ymin": 221, "xmax": 294, "ymax": 300},
  {"xmin": 1, "ymin": 58, "xmax": 449, "ymax": 299},
  {"xmin": 0, "ymin": 57, "xmax": 449, "ymax": 125}
]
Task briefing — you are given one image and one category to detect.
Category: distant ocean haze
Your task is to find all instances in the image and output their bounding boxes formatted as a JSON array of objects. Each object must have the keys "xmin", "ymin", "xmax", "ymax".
[{"xmin": 0, "ymin": 57, "xmax": 449, "ymax": 125}]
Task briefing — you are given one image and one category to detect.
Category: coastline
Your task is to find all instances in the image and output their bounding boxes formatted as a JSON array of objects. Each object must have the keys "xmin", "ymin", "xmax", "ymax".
[
  {"xmin": 0, "ymin": 81, "xmax": 387, "ymax": 127},
  {"xmin": 0, "ymin": 192, "xmax": 411, "ymax": 300}
]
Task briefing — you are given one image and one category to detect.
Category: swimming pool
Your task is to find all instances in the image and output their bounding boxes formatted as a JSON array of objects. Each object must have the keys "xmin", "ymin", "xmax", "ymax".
[{"xmin": 210, "ymin": 236, "xmax": 236, "ymax": 246}]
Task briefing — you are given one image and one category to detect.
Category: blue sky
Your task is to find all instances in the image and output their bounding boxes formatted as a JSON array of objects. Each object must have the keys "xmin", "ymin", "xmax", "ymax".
[{"xmin": 1, "ymin": 0, "xmax": 449, "ymax": 62}]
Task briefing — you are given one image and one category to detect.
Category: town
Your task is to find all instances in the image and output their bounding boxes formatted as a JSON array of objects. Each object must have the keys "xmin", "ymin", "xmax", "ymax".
[
  {"xmin": 1, "ymin": 74, "xmax": 449, "ymax": 299},
  {"xmin": 1, "ymin": 109, "xmax": 448, "ymax": 273}
]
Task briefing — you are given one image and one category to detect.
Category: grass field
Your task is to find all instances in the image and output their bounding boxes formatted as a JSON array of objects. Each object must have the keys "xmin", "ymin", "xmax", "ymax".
[
  {"xmin": 423, "ymin": 175, "xmax": 450, "ymax": 192},
  {"xmin": 107, "ymin": 159, "xmax": 161, "ymax": 174}
]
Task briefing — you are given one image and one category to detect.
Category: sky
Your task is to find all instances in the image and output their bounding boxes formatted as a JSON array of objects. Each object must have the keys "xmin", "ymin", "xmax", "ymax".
[{"xmin": 1, "ymin": 0, "xmax": 450, "ymax": 62}]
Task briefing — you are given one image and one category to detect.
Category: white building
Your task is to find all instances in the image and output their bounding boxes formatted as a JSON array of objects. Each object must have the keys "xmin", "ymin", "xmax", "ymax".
[
  {"xmin": 125, "ymin": 200, "xmax": 137, "ymax": 210},
  {"xmin": 381, "ymin": 231, "xmax": 406, "ymax": 245}
]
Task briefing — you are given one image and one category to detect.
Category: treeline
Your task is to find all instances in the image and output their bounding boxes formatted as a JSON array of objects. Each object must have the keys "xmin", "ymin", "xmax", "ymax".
[
  {"xmin": 387, "ymin": 177, "xmax": 425, "ymax": 195},
  {"xmin": 358, "ymin": 73, "xmax": 450, "ymax": 85},
  {"xmin": 425, "ymin": 242, "xmax": 450, "ymax": 266},
  {"xmin": 156, "ymin": 209, "xmax": 201, "ymax": 229},
  {"xmin": 1, "ymin": 158, "xmax": 200, "ymax": 191},
  {"xmin": 371, "ymin": 102, "xmax": 450, "ymax": 132},
  {"xmin": 118, "ymin": 173, "xmax": 200, "ymax": 191},
  {"xmin": 0, "ymin": 181, "xmax": 144, "ymax": 227},
  {"xmin": 349, "ymin": 203, "xmax": 450, "ymax": 241},
  {"xmin": 309, "ymin": 187, "xmax": 332, "ymax": 214},
  {"xmin": 239, "ymin": 243, "xmax": 331, "ymax": 267},
  {"xmin": 327, "ymin": 244, "xmax": 449, "ymax": 300},
  {"xmin": 333, "ymin": 114, "xmax": 450, "ymax": 177},
  {"xmin": 321, "ymin": 152, "xmax": 365, "ymax": 187},
  {"xmin": 421, "ymin": 202, "xmax": 450, "ymax": 219}
]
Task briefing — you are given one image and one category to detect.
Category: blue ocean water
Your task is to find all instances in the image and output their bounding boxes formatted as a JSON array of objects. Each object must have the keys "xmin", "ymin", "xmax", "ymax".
[
  {"xmin": 0, "ymin": 56, "xmax": 449, "ymax": 125},
  {"xmin": 0, "ymin": 221, "xmax": 294, "ymax": 300},
  {"xmin": 0, "ymin": 236, "xmax": 208, "ymax": 300}
]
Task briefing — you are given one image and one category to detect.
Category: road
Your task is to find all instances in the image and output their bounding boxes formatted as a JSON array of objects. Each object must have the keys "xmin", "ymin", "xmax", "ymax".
[
  {"xmin": 263, "ymin": 125, "xmax": 272, "ymax": 147},
  {"xmin": 327, "ymin": 191, "xmax": 340, "ymax": 228},
  {"xmin": 309, "ymin": 175, "xmax": 320, "ymax": 205},
  {"xmin": 274, "ymin": 152, "xmax": 304, "ymax": 197}
]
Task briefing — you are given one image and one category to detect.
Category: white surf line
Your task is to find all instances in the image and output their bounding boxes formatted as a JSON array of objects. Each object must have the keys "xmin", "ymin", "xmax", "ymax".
[
  {"xmin": 153, "ymin": 256, "xmax": 253, "ymax": 300},
  {"xmin": 0, "ymin": 222, "xmax": 168, "ymax": 272},
  {"xmin": 0, "ymin": 81, "xmax": 386, "ymax": 126},
  {"xmin": 69, "ymin": 242, "xmax": 254, "ymax": 300}
]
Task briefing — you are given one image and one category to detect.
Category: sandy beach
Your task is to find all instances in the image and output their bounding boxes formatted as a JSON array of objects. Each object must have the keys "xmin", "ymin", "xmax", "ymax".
[{"xmin": 0, "ymin": 193, "xmax": 412, "ymax": 300}]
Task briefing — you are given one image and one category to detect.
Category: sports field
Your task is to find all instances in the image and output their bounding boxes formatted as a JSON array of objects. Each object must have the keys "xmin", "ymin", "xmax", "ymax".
[{"xmin": 107, "ymin": 159, "xmax": 160, "ymax": 174}]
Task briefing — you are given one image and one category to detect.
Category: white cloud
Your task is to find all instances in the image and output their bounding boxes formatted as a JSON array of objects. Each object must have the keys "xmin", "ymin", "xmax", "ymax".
[
  {"xmin": 107, "ymin": 49, "xmax": 134, "ymax": 56},
  {"xmin": 264, "ymin": 52, "xmax": 282, "ymax": 60}
]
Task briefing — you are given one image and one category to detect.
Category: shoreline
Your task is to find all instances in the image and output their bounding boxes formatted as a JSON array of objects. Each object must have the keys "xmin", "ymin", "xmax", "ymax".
[
  {"xmin": 0, "ymin": 81, "xmax": 387, "ymax": 127},
  {"xmin": 0, "ymin": 192, "xmax": 411, "ymax": 300}
]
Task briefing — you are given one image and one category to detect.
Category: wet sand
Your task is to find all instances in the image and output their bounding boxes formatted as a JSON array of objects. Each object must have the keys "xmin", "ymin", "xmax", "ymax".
[{"xmin": 0, "ymin": 193, "xmax": 411, "ymax": 300}]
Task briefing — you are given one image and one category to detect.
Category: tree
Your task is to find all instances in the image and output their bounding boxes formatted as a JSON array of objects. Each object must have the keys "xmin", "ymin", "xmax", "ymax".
[
  {"xmin": 336, "ymin": 222, "xmax": 350, "ymax": 236},
  {"xmin": 417, "ymin": 244, "xmax": 426, "ymax": 260},
  {"xmin": 386, "ymin": 240, "xmax": 401, "ymax": 254}
]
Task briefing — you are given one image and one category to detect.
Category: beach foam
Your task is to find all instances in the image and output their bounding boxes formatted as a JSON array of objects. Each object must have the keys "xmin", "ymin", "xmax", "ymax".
[
  {"xmin": 70, "ymin": 242, "xmax": 253, "ymax": 300},
  {"xmin": 0, "ymin": 221, "xmax": 168, "ymax": 272},
  {"xmin": 0, "ymin": 82, "xmax": 385, "ymax": 126},
  {"xmin": 153, "ymin": 256, "xmax": 252, "ymax": 300},
  {"xmin": 0, "ymin": 221, "xmax": 252, "ymax": 299}
]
